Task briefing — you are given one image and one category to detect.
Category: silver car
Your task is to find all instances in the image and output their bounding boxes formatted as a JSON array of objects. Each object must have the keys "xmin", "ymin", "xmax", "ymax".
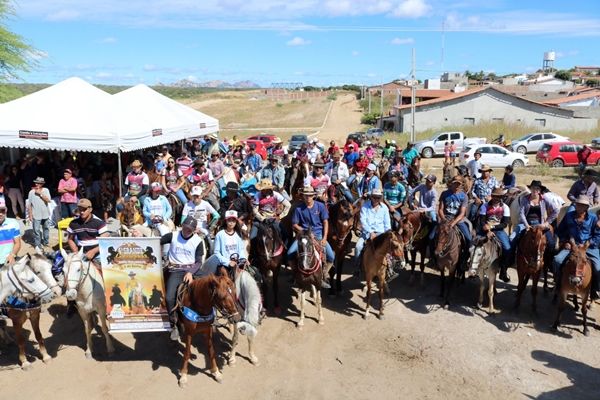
[{"xmin": 509, "ymin": 132, "xmax": 568, "ymax": 154}]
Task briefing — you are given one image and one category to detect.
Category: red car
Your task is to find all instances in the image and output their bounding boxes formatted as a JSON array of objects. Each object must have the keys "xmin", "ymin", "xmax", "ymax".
[
  {"xmin": 241, "ymin": 139, "xmax": 268, "ymax": 160},
  {"xmin": 246, "ymin": 134, "xmax": 281, "ymax": 149},
  {"xmin": 536, "ymin": 141, "xmax": 600, "ymax": 167}
]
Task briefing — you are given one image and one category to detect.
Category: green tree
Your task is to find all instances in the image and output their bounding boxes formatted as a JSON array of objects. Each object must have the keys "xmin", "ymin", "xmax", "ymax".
[
  {"xmin": 554, "ymin": 70, "xmax": 572, "ymax": 81},
  {"xmin": 0, "ymin": 0, "xmax": 37, "ymax": 100}
]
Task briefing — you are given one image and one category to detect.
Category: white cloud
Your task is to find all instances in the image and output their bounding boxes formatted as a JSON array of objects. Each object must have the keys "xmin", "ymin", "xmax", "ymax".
[
  {"xmin": 96, "ymin": 72, "xmax": 112, "ymax": 78},
  {"xmin": 286, "ymin": 36, "xmax": 311, "ymax": 46},
  {"xmin": 143, "ymin": 64, "xmax": 157, "ymax": 71},
  {"xmin": 27, "ymin": 50, "xmax": 49, "ymax": 60},
  {"xmin": 352, "ymin": 50, "xmax": 360, "ymax": 56},
  {"xmin": 391, "ymin": 37, "xmax": 414, "ymax": 45},
  {"xmin": 45, "ymin": 9, "xmax": 81, "ymax": 21},
  {"xmin": 392, "ymin": 0, "xmax": 431, "ymax": 18},
  {"xmin": 186, "ymin": 75, "xmax": 198, "ymax": 82},
  {"xmin": 555, "ymin": 50, "xmax": 580, "ymax": 59},
  {"xmin": 98, "ymin": 37, "xmax": 118, "ymax": 44}
]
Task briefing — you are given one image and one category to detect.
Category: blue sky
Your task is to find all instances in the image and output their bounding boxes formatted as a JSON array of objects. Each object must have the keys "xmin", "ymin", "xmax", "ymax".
[{"xmin": 6, "ymin": 0, "xmax": 600, "ymax": 86}]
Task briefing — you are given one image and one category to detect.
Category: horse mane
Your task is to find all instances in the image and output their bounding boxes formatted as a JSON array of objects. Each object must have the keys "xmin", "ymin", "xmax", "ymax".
[{"xmin": 371, "ymin": 230, "xmax": 392, "ymax": 249}]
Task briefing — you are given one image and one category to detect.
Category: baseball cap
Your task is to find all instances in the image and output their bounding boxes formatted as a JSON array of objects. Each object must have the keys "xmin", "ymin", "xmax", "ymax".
[
  {"xmin": 371, "ymin": 188, "xmax": 383, "ymax": 197},
  {"xmin": 77, "ymin": 198, "xmax": 92, "ymax": 208},
  {"xmin": 191, "ymin": 186, "xmax": 203, "ymax": 196},
  {"xmin": 181, "ymin": 216, "xmax": 197, "ymax": 229},
  {"xmin": 367, "ymin": 164, "xmax": 377, "ymax": 171},
  {"xmin": 151, "ymin": 182, "xmax": 162, "ymax": 192},
  {"xmin": 425, "ymin": 174, "xmax": 437, "ymax": 183},
  {"xmin": 0, "ymin": 197, "xmax": 6, "ymax": 209},
  {"xmin": 226, "ymin": 182, "xmax": 239, "ymax": 191},
  {"xmin": 225, "ymin": 210, "xmax": 238, "ymax": 220}
]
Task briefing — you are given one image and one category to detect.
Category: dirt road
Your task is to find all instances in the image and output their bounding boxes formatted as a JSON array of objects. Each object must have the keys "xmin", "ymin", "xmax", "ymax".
[{"xmin": 317, "ymin": 93, "xmax": 364, "ymax": 142}]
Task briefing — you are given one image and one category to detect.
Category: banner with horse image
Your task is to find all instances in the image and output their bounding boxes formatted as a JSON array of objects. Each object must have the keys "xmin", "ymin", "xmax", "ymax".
[{"xmin": 99, "ymin": 237, "xmax": 170, "ymax": 333}]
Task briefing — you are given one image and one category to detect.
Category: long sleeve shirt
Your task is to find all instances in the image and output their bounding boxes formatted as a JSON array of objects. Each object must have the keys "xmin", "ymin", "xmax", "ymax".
[
  {"xmin": 213, "ymin": 230, "xmax": 248, "ymax": 265},
  {"xmin": 567, "ymin": 180, "xmax": 600, "ymax": 205},
  {"xmin": 408, "ymin": 184, "xmax": 438, "ymax": 212},
  {"xmin": 518, "ymin": 195, "xmax": 557, "ymax": 226},
  {"xmin": 502, "ymin": 173, "xmax": 516, "ymax": 189},
  {"xmin": 466, "ymin": 159, "xmax": 482, "ymax": 179},
  {"xmin": 325, "ymin": 161, "xmax": 350, "ymax": 184},
  {"xmin": 359, "ymin": 200, "xmax": 391, "ymax": 238},
  {"xmin": 557, "ymin": 211, "xmax": 600, "ymax": 248},
  {"xmin": 357, "ymin": 175, "xmax": 381, "ymax": 198},
  {"xmin": 258, "ymin": 165, "xmax": 285, "ymax": 189},
  {"xmin": 244, "ymin": 154, "xmax": 263, "ymax": 173},
  {"xmin": 143, "ymin": 195, "xmax": 173, "ymax": 225}
]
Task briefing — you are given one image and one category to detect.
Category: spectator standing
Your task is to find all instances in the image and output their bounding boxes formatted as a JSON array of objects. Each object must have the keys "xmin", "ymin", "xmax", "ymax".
[
  {"xmin": 27, "ymin": 177, "xmax": 51, "ymax": 250},
  {"xmin": 58, "ymin": 168, "xmax": 78, "ymax": 218}
]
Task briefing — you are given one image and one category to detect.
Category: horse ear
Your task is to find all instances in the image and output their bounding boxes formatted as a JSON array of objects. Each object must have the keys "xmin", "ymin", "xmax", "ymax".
[
  {"xmin": 584, "ymin": 241, "xmax": 590, "ymax": 250},
  {"xmin": 78, "ymin": 247, "xmax": 84, "ymax": 258},
  {"xmin": 60, "ymin": 248, "xmax": 69, "ymax": 261}
]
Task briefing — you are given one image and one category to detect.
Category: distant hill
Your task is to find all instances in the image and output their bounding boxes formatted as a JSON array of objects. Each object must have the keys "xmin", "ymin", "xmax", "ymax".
[{"xmin": 168, "ymin": 79, "xmax": 260, "ymax": 89}]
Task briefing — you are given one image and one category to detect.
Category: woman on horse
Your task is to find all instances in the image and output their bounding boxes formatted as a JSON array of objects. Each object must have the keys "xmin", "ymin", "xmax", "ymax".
[
  {"xmin": 389, "ymin": 150, "xmax": 408, "ymax": 179},
  {"xmin": 161, "ymin": 157, "xmax": 188, "ymax": 204},
  {"xmin": 475, "ymin": 187, "xmax": 512, "ymax": 282},
  {"xmin": 364, "ymin": 142, "xmax": 376, "ymax": 160},
  {"xmin": 250, "ymin": 179, "xmax": 291, "ymax": 241},
  {"xmin": 357, "ymin": 164, "xmax": 381, "ymax": 199},
  {"xmin": 270, "ymin": 139, "xmax": 286, "ymax": 159},
  {"xmin": 202, "ymin": 210, "xmax": 248, "ymax": 274},
  {"xmin": 510, "ymin": 179, "xmax": 557, "ymax": 261}
]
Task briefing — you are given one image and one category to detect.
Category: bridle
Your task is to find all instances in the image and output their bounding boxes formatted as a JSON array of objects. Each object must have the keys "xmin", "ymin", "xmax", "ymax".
[
  {"xmin": 210, "ymin": 277, "xmax": 240, "ymax": 323},
  {"xmin": 436, "ymin": 225, "xmax": 459, "ymax": 259},
  {"xmin": 29, "ymin": 256, "xmax": 61, "ymax": 294},
  {"xmin": 2, "ymin": 262, "xmax": 53, "ymax": 300},
  {"xmin": 518, "ymin": 229, "xmax": 545, "ymax": 272},
  {"xmin": 63, "ymin": 255, "xmax": 93, "ymax": 296}
]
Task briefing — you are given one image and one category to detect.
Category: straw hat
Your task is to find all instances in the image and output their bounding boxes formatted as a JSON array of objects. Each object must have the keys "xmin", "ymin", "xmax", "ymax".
[{"xmin": 256, "ymin": 179, "xmax": 274, "ymax": 191}]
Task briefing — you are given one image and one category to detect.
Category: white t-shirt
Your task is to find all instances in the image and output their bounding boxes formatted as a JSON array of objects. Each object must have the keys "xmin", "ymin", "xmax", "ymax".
[{"xmin": 182, "ymin": 200, "xmax": 217, "ymax": 235}]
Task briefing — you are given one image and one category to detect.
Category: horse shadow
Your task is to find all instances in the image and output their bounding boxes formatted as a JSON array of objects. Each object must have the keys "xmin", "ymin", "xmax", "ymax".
[{"xmin": 525, "ymin": 350, "xmax": 600, "ymax": 399}]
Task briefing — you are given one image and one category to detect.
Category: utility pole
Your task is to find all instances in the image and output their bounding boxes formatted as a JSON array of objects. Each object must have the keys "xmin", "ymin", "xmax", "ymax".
[
  {"xmin": 368, "ymin": 88, "xmax": 372, "ymax": 114},
  {"xmin": 411, "ymin": 48, "xmax": 416, "ymax": 143},
  {"xmin": 380, "ymin": 84, "xmax": 384, "ymax": 128}
]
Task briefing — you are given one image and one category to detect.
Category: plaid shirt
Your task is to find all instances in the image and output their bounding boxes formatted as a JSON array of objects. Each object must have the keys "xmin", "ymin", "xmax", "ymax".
[{"xmin": 471, "ymin": 176, "xmax": 499, "ymax": 201}]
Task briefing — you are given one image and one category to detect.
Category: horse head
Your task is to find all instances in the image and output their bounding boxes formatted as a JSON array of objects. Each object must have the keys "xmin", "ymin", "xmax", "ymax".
[
  {"xmin": 520, "ymin": 226, "xmax": 547, "ymax": 272},
  {"xmin": 28, "ymin": 253, "xmax": 62, "ymax": 297},
  {"xmin": 6, "ymin": 257, "xmax": 58, "ymax": 304},
  {"xmin": 434, "ymin": 221, "xmax": 453, "ymax": 258},
  {"xmin": 297, "ymin": 229, "xmax": 316, "ymax": 270},
  {"xmin": 389, "ymin": 231, "xmax": 405, "ymax": 264},
  {"xmin": 121, "ymin": 200, "xmax": 140, "ymax": 227},
  {"xmin": 60, "ymin": 247, "xmax": 86, "ymax": 301},
  {"xmin": 566, "ymin": 240, "xmax": 590, "ymax": 287},
  {"xmin": 210, "ymin": 268, "xmax": 241, "ymax": 323}
]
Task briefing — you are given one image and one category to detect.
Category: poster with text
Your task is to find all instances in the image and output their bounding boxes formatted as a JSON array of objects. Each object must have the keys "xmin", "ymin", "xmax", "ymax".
[{"xmin": 99, "ymin": 237, "xmax": 170, "ymax": 333}]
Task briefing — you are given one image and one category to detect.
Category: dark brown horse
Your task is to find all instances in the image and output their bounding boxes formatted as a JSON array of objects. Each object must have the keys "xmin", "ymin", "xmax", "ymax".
[
  {"xmin": 514, "ymin": 225, "xmax": 548, "ymax": 313},
  {"xmin": 407, "ymin": 159, "xmax": 422, "ymax": 188},
  {"xmin": 327, "ymin": 198, "xmax": 358, "ymax": 295},
  {"xmin": 250, "ymin": 220, "xmax": 285, "ymax": 315},
  {"xmin": 119, "ymin": 198, "xmax": 144, "ymax": 235},
  {"xmin": 294, "ymin": 228, "xmax": 325, "ymax": 328},
  {"xmin": 176, "ymin": 268, "xmax": 240, "ymax": 387},
  {"xmin": 434, "ymin": 220, "xmax": 465, "ymax": 308},
  {"xmin": 552, "ymin": 241, "xmax": 593, "ymax": 335},
  {"xmin": 361, "ymin": 230, "xmax": 405, "ymax": 319},
  {"xmin": 400, "ymin": 210, "xmax": 432, "ymax": 287}
]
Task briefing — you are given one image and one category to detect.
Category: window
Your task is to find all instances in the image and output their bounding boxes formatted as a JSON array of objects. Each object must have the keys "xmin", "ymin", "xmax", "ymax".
[
  {"xmin": 450, "ymin": 133, "xmax": 461, "ymax": 140},
  {"xmin": 492, "ymin": 118, "xmax": 504, "ymax": 122},
  {"xmin": 544, "ymin": 134, "xmax": 556, "ymax": 139},
  {"xmin": 493, "ymin": 147, "xmax": 508, "ymax": 155},
  {"xmin": 437, "ymin": 134, "xmax": 448, "ymax": 141},
  {"xmin": 464, "ymin": 118, "xmax": 475, "ymax": 125},
  {"xmin": 530, "ymin": 134, "xmax": 542, "ymax": 141},
  {"xmin": 560, "ymin": 145, "xmax": 575, "ymax": 152},
  {"xmin": 540, "ymin": 144, "xmax": 552, "ymax": 152},
  {"xmin": 478, "ymin": 146, "xmax": 493, "ymax": 154},
  {"xmin": 534, "ymin": 119, "xmax": 546, "ymax": 127}
]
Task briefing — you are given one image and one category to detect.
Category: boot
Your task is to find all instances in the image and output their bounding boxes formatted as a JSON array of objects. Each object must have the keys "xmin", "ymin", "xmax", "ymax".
[
  {"xmin": 386, "ymin": 262, "xmax": 400, "ymax": 283},
  {"xmin": 321, "ymin": 262, "xmax": 332, "ymax": 289},
  {"xmin": 66, "ymin": 300, "xmax": 77, "ymax": 319},
  {"xmin": 499, "ymin": 265, "xmax": 510, "ymax": 283}
]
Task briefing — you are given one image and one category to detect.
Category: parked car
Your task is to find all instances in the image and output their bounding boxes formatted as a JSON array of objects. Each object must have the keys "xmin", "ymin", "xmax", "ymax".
[
  {"xmin": 460, "ymin": 144, "xmax": 529, "ymax": 168},
  {"xmin": 507, "ymin": 132, "xmax": 568, "ymax": 154},
  {"xmin": 413, "ymin": 131, "xmax": 487, "ymax": 158},
  {"xmin": 347, "ymin": 132, "xmax": 366, "ymax": 146},
  {"xmin": 288, "ymin": 134, "xmax": 309, "ymax": 152},
  {"xmin": 241, "ymin": 139, "xmax": 268, "ymax": 160},
  {"xmin": 246, "ymin": 134, "xmax": 281, "ymax": 149},
  {"xmin": 591, "ymin": 137, "xmax": 600, "ymax": 150},
  {"xmin": 536, "ymin": 141, "xmax": 600, "ymax": 167},
  {"xmin": 366, "ymin": 128, "xmax": 384, "ymax": 138}
]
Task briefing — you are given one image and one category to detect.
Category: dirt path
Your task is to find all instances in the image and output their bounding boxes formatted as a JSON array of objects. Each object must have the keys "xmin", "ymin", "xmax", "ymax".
[{"xmin": 317, "ymin": 93, "xmax": 364, "ymax": 142}]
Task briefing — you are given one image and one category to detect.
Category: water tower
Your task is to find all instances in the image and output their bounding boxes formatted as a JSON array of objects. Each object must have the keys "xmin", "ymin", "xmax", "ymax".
[{"xmin": 543, "ymin": 51, "xmax": 555, "ymax": 73}]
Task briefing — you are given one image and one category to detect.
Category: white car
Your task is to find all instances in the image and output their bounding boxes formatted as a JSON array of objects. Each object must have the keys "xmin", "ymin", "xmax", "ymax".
[
  {"xmin": 460, "ymin": 144, "xmax": 529, "ymax": 168},
  {"xmin": 508, "ymin": 132, "xmax": 568, "ymax": 154}
]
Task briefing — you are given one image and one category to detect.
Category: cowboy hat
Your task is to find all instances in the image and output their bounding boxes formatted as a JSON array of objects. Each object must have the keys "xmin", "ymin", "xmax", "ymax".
[
  {"xmin": 370, "ymin": 188, "xmax": 383, "ymax": 197},
  {"xmin": 313, "ymin": 159, "xmax": 325, "ymax": 168},
  {"xmin": 256, "ymin": 178, "xmax": 274, "ymax": 191},
  {"xmin": 527, "ymin": 180, "xmax": 547, "ymax": 191},
  {"xmin": 33, "ymin": 177, "xmax": 45, "ymax": 184},
  {"xmin": 130, "ymin": 160, "xmax": 142, "ymax": 167},
  {"xmin": 300, "ymin": 186, "xmax": 316, "ymax": 195},
  {"xmin": 478, "ymin": 164, "xmax": 493, "ymax": 173},
  {"xmin": 272, "ymin": 138, "xmax": 282, "ymax": 144},
  {"xmin": 128, "ymin": 271, "xmax": 136, "ymax": 277},
  {"xmin": 209, "ymin": 133, "xmax": 218, "ymax": 140},
  {"xmin": 574, "ymin": 195, "xmax": 590, "ymax": 206},
  {"xmin": 491, "ymin": 187, "xmax": 507, "ymax": 197}
]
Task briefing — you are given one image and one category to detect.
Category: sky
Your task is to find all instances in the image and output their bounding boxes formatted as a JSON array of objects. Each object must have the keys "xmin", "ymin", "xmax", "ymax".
[{"xmin": 5, "ymin": 0, "xmax": 600, "ymax": 87}]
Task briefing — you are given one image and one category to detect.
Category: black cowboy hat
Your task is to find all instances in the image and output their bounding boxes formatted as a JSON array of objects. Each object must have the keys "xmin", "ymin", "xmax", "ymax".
[{"xmin": 527, "ymin": 180, "xmax": 547, "ymax": 192}]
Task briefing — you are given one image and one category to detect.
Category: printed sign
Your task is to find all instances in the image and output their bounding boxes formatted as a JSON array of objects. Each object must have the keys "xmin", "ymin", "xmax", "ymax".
[
  {"xmin": 99, "ymin": 237, "xmax": 170, "ymax": 333},
  {"xmin": 19, "ymin": 130, "xmax": 48, "ymax": 140},
  {"xmin": 199, "ymin": 123, "xmax": 206, "ymax": 129},
  {"xmin": 152, "ymin": 128, "xmax": 163, "ymax": 137}
]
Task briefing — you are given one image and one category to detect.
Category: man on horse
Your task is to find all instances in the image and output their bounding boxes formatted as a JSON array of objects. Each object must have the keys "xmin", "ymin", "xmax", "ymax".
[
  {"xmin": 475, "ymin": 188, "xmax": 512, "ymax": 281},
  {"xmin": 567, "ymin": 169, "xmax": 600, "ymax": 211},
  {"xmin": 287, "ymin": 186, "xmax": 334, "ymax": 289},
  {"xmin": 325, "ymin": 150, "xmax": 353, "ymax": 202},
  {"xmin": 142, "ymin": 183, "xmax": 173, "ymax": 235},
  {"xmin": 469, "ymin": 165, "xmax": 500, "ymax": 220},
  {"xmin": 383, "ymin": 171, "xmax": 406, "ymax": 228},
  {"xmin": 219, "ymin": 182, "xmax": 253, "ymax": 224},
  {"xmin": 244, "ymin": 145, "xmax": 263, "ymax": 174},
  {"xmin": 355, "ymin": 188, "xmax": 397, "ymax": 281},
  {"xmin": 553, "ymin": 195, "xmax": 600, "ymax": 300},
  {"xmin": 343, "ymin": 144, "xmax": 359, "ymax": 168},
  {"xmin": 408, "ymin": 174, "xmax": 438, "ymax": 238},
  {"xmin": 0, "ymin": 197, "xmax": 21, "ymax": 268},
  {"xmin": 124, "ymin": 159, "xmax": 150, "ymax": 205},
  {"xmin": 437, "ymin": 175, "xmax": 472, "ymax": 271},
  {"xmin": 258, "ymin": 154, "xmax": 286, "ymax": 195},
  {"xmin": 182, "ymin": 185, "xmax": 219, "ymax": 238},
  {"xmin": 401, "ymin": 142, "xmax": 419, "ymax": 167},
  {"xmin": 357, "ymin": 164, "xmax": 381, "ymax": 199},
  {"xmin": 160, "ymin": 216, "xmax": 206, "ymax": 341},
  {"xmin": 305, "ymin": 159, "xmax": 331, "ymax": 203}
]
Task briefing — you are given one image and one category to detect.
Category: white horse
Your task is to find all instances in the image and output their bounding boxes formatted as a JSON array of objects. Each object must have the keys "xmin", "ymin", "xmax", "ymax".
[
  {"xmin": 61, "ymin": 248, "xmax": 115, "ymax": 359},
  {"xmin": 0, "ymin": 257, "xmax": 57, "ymax": 305},
  {"xmin": 228, "ymin": 269, "xmax": 262, "ymax": 366}
]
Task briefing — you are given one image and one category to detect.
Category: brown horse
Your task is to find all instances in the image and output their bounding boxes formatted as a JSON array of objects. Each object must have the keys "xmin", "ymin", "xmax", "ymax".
[
  {"xmin": 119, "ymin": 198, "xmax": 144, "ymax": 235},
  {"xmin": 552, "ymin": 241, "xmax": 593, "ymax": 335},
  {"xmin": 362, "ymin": 230, "xmax": 405, "ymax": 319},
  {"xmin": 250, "ymin": 220, "xmax": 285, "ymax": 314},
  {"xmin": 434, "ymin": 219, "xmax": 465, "ymax": 308},
  {"xmin": 514, "ymin": 225, "xmax": 548, "ymax": 313},
  {"xmin": 327, "ymin": 198, "xmax": 358, "ymax": 295},
  {"xmin": 294, "ymin": 229, "xmax": 325, "ymax": 328},
  {"xmin": 400, "ymin": 210, "xmax": 432, "ymax": 287},
  {"xmin": 176, "ymin": 268, "xmax": 240, "ymax": 387},
  {"xmin": 407, "ymin": 159, "xmax": 422, "ymax": 188}
]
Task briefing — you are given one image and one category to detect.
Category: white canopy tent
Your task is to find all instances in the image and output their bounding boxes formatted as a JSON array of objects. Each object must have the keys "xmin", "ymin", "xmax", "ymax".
[{"xmin": 0, "ymin": 77, "xmax": 220, "ymax": 194}]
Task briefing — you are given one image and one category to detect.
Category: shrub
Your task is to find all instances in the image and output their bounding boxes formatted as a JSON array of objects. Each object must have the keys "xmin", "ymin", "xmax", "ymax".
[{"xmin": 361, "ymin": 113, "xmax": 381, "ymax": 125}]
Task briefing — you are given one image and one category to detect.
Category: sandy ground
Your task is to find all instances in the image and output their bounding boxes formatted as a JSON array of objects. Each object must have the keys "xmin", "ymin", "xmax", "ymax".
[{"xmin": 2, "ymin": 95, "xmax": 600, "ymax": 399}]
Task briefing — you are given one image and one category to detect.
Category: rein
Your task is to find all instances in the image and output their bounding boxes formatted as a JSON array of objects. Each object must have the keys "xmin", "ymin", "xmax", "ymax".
[
  {"xmin": 437, "ymin": 226, "xmax": 459, "ymax": 259},
  {"xmin": 63, "ymin": 257, "xmax": 94, "ymax": 298},
  {"xmin": 5, "ymin": 264, "xmax": 52, "ymax": 300}
]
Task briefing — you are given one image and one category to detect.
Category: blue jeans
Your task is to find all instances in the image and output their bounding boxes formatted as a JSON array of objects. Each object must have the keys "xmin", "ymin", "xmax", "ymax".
[
  {"xmin": 173, "ymin": 189, "xmax": 187, "ymax": 204},
  {"xmin": 250, "ymin": 219, "xmax": 284, "ymax": 242},
  {"xmin": 355, "ymin": 231, "xmax": 395, "ymax": 260},
  {"xmin": 61, "ymin": 202, "xmax": 77, "ymax": 218},
  {"xmin": 553, "ymin": 247, "xmax": 600, "ymax": 292},
  {"xmin": 427, "ymin": 211, "xmax": 438, "ymax": 239},
  {"xmin": 32, "ymin": 218, "xmax": 50, "ymax": 247},
  {"xmin": 287, "ymin": 232, "xmax": 334, "ymax": 263},
  {"xmin": 456, "ymin": 221, "xmax": 472, "ymax": 248}
]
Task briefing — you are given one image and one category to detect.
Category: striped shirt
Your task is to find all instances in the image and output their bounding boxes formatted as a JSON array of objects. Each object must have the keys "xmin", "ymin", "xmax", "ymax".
[
  {"xmin": 67, "ymin": 215, "xmax": 107, "ymax": 251},
  {"xmin": 0, "ymin": 218, "xmax": 20, "ymax": 264}
]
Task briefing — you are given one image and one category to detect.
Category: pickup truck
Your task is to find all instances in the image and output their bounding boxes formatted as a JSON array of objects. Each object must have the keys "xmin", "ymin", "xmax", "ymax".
[{"xmin": 412, "ymin": 131, "xmax": 487, "ymax": 158}]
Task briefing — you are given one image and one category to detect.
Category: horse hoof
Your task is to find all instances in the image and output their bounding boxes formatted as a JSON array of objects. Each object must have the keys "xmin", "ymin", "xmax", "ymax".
[
  {"xmin": 318, "ymin": 319, "xmax": 325, "ymax": 325},
  {"xmin": 85, "ymin": 351, "xmax": 93, "ymax": 360},
  {"xmin": 21, "ymin": 362, "xmax": 32, "ymax": 371},
  {"xmin": 584, "ymin": 328, "xmax": 590, "ymax": 336},
  {"xmin": 42, "ymin": 356, "xmax": 52, "ymax": 364},
  {"xmin": 213, "ymin": 371, "xmax": 223, "ymax": 383},
  {"xmin": 178, "ymin": 376, "xmax": 188, "ymax": 388},
  {"xmin": 443, "ymin": 304, "xmax": 449, "ymax": 310},
  {"xmin": 274, "ymin": 307, "xmax": 282, "ymax": 316},
  {"xmin": 296, "ymin": 322, "xmax": 304, "ymax": 329},
  {"xmin": 250, "ymin": 356, "xmax": 260, "ymax": 366},
  {"xmin": 362, "ymin": 313, "xmax": 369, "ymax": 320},
  {"xmin": 476, "ymin": 302, "xmax": 483, "ymax": 310},
  {"xmin": 228, "ymin": 356, "xmax": 237, "ymax": 366},
  {"xmin": 378, "ymin": 314, "xmax": 385, "ymax": 320}
]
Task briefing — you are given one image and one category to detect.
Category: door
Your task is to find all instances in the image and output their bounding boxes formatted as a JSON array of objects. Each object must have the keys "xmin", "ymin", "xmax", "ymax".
[
  {"xmin": 490, "ymin": 146, "xmax": 510, "ymax": 166},
  {"xmin": 526, "ymin": 134, "xmax": 543, "ymax": 152},
  {"xmin": 477, "ymin": 146, "xmax": 495, "ymax": 165},
  {"xmin": 560, "ymin": 144, "xmax": 577, "ymax": 165},
  {"xmin": 434, "ymin": 133, "xmax": 448, "ymax": 153}
]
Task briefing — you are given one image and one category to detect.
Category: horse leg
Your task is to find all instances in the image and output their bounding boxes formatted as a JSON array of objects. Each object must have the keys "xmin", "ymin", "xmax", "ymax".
[
  {"xmin": 514, "ymin": 273, "xmax": 529, "ymax": 311},
  {"xmin": 363, "ymin": 274, "xmax": 373, "ymax": 320},
  {"xmin": 228, "ymin": 323, "xmax": 239, "ymax": 365},
  {"xmin": 206, "ymin": 327, "xmax": 222, "ymax": 382},
  {"xmin": 378, "ymin": 272, "xmax": 386, "ymax": 320},
  {"xmin": 477, "ymin": 268, "xmax": 485, "ymax": 310},
  {"xmin": 12, "ymin": 313, "xmax": 30, "ymax": 370},
  {"xmin": 335, "ymin": 256, "xmax": 343, "ymax": 294},
  {"xmin": 439, "ymin": 267, "xmax": 445, "ymax": 299},
  {"xmin": 409, "ymin": 251, "xmax": 416, "ymax": 286},
  {"xmin": 314, "ymin": 285, "xmax": 324, "ymax": 325},
  {"xmin": 582, "ymin": 290, "xmax": 590, "ymax": 336},
  {"xmin": 531, "ymin": 271, "xmax": 541, "ymax": 315},
  {"xmin": 444, "ymin": 272, "xmax": 455, "ymax": 309},
  {"xmin": 297, "ymin": 289, "xmax": 305, "ymax": 328},
  {"xmin": 97, "ymin": 309, "xmax": 115, "ymax": 355},
  {"xmin": 272, "ymin": 267, "xmax": 281, "ymax": 315},
  {"xmin": 419, "ymin": 250, "xmax": 426, "ymax": 288},
  {"xmin": 178, "ymin": 332, "xmax": 193, "ymax": 387},
  {"xmin": 488, "ymin": 269, "xmax": 498, "ymax": 314},
  {"xmin": 572, "ymin": 294, "xmax": 579, "ymax": 312},
  {"xmin": 247, "ymin": 331, "xmax": 259, "ymax": 365},
  {"xmin": 79, "ymin": 310, "xmax": 94, "ymax": 359},
  {"xmin": 552, "ymin": 292, "xmax": 567, "ymax": 331},
  {"xmin": 30, "ymin": 310, "xmax": 51, "ymax": 363}
]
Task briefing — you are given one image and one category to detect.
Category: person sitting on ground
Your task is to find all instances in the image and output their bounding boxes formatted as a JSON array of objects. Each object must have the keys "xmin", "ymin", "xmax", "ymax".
[
  {"xmin": 286, "ymin": 186, "xmax": 334, "ymax": 289},
  {"xmin": 502, "ymin": 165, "xmax": 516, "ymax": 189},
  {"xmin": 553, "ymin": 195, "xmax": 600, "ymax": 300},
  {"xmin": 474, "ymin": 188, "xmax": 512, "ymax": 281}
]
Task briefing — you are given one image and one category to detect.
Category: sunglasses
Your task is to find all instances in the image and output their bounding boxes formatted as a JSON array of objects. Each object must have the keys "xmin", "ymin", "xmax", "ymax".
[
  {"xmin": 77, "ymin": 207, "xmax": 91, "ymax": 212},
  {"xmin": 0, "ymin": 208, "xmax": 7, "ymax": 213},
  {"xmin": 168, "ymin": 161, "xmax": 175, "ymax": 164}
]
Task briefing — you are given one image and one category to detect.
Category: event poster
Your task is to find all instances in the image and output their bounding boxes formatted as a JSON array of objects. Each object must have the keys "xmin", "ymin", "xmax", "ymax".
[{"xmin": 99, "ymin": 237, "xmax": 170, "ymax": 333}]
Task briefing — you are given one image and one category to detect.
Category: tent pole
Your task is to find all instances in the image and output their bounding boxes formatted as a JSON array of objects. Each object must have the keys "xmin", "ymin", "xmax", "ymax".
[{"xmin": 117, "ymin": 150, "xmax": 123, "ymax": 198}]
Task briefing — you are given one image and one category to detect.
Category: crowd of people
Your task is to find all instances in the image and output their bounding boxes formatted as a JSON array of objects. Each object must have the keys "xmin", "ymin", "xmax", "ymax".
[{"xmin": 1, "ymin": 132, "xmax": 600, "ymax": 334}]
